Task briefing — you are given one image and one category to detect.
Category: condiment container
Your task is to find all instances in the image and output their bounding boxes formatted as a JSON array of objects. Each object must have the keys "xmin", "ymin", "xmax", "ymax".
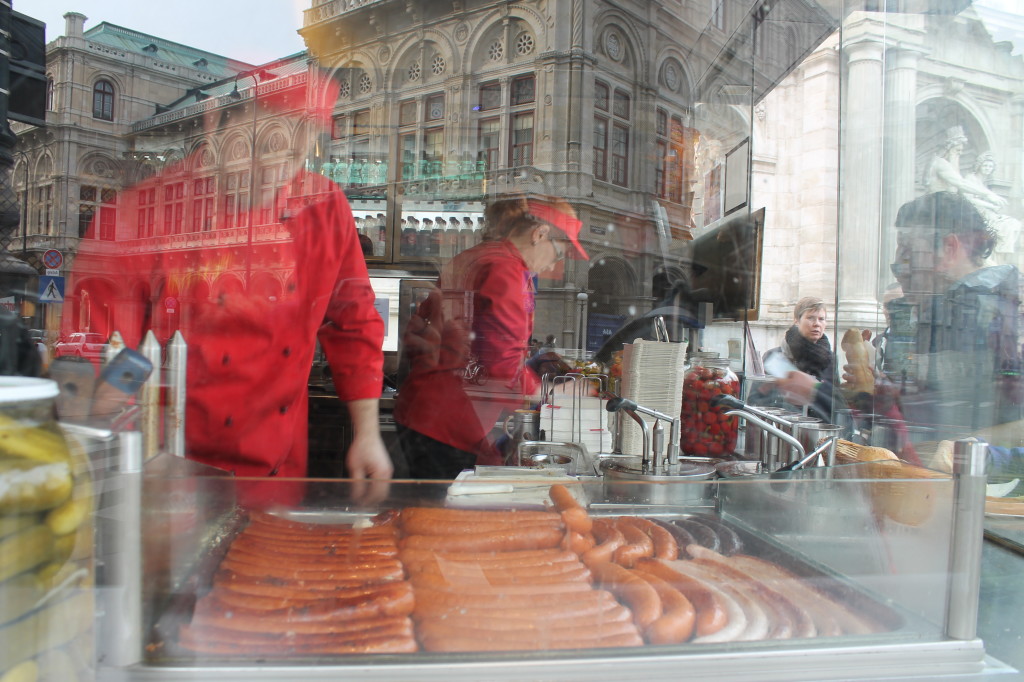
[
  {"xmin": 680, "ymin": 356, "xmax": 740, "ymax": 457},
  {"xmin": 0, "ymin": 377, "xmax": 94, "ymax": 678}
]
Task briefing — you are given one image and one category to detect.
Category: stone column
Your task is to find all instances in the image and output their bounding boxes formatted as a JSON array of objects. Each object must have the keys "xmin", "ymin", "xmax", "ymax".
[
  {"xmin": 837, "ymin": 17, "xmax": 886, "ymax": 330},
  {"xmin": 881, "ymin": 36, "xmax": 927, "ymax": 296},
  {"xmin": 1009, "ymin": 94, "xmax": 1024, "ymax": 211}
]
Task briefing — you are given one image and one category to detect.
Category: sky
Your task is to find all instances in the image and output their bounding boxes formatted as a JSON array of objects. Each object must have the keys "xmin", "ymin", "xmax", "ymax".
[
  {"xmin": 22, "ymin": 1, "xmax": 308, "ymax": 65},
  {"xmin": 20, "ymin": 0, "xmax": 1024, "ymax": 63}
]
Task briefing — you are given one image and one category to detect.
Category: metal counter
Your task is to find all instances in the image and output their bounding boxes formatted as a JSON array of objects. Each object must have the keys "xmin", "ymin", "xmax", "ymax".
[{"xmin": 90, "ymin": 453, "xmax": 1022, "ymax": 681}]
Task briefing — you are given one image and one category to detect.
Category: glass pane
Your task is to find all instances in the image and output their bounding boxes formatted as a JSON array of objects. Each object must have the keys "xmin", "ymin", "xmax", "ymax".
[
  {"xmin": 595, "ymin": 80, "xmax": 609, "ymax": 110},
  {"xmin": 478, "ymin": 81, "xmax": 500, "ymax": 111},
  {"xmin": 511, "ymin": 75, "xmax": 535, "ymax": 105},
  {"xmin": 426, "ymin": 94, "xmax": 445, "ymax": 121},
  {"xmin": 399, "ymin": 100, "xmax": 417, "ymax": 125},
  {"xmin": 613, "ymin": 88, "xmax": 630, "ymax": 119},
  {"xmin": 19, "ymin": 1, "xmax": 1023, "ymax": 672}
]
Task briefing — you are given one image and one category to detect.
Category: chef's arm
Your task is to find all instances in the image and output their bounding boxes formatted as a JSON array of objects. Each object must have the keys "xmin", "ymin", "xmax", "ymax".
[{"xmin": 344, "ymin": 398, "xmax": 393, "ymax": 480}]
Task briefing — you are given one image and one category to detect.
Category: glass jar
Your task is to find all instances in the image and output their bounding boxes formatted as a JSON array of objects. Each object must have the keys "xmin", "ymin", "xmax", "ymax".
[
  {"xmin": 0, "ymin": 377, "xmax": 94, "ymax": 679},
  {"xmin": 680, "ymin": 356, "xmax": 741, "ymax": 457}
]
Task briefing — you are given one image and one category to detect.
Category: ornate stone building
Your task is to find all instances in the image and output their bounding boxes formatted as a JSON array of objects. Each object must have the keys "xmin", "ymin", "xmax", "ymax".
[
  {"xmin": 12, "ymin": 12, "xmax": 252, "ymax": 331},
  {"xmin": 14, "ymin": 2, "xmax": 1024, "ymax": 364}
]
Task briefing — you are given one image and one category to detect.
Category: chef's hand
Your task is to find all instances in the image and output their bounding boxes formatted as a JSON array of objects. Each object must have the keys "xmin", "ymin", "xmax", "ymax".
[
  {"xmin": 346, "ymin": 434, "xmax": 392, "ymax": 505},
  {"xmin": 345, "ymin": 398, "xmax": 393, "ymax": 505}
]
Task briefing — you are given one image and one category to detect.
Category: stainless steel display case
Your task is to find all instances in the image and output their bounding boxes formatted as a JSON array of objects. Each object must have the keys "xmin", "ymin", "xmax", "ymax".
[{"xmin": 94, "ymin": 446, "xmax": 1005, "ymax": 681}]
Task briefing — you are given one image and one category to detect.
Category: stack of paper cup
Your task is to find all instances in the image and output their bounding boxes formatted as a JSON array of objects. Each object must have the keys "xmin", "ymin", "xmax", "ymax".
[{"xmin": 619, "ymin": 339, "xmax": 687, "ymax": 457}]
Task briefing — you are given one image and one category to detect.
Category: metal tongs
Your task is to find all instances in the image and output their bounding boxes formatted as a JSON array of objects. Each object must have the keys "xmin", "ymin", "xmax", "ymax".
[{"xmin": 771, "ymin": 436, "xmax": 837, "ymax": 477}]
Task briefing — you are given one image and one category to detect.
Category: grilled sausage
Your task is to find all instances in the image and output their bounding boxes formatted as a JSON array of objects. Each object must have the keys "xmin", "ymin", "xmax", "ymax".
[
  {"xmin": 619, "ymin": 517, "xmax": 678, "ymax": 560},
  {"xmin": 672, "ymin": 518, "xmax": 721, "ymax": 553},
  {"xmin": 632, "ymin": 568, "xmax": 696, "ymax": 644},
  {"xmin": 581, "ymin": 519, "xmax": 626, "ymax": 567},
  {"xmin": 548, "ymin": 483, "xmax": 593, "ymax": 534},
  {"xmin": 611, "ymin": 519, "xmax": 655, "ymax": 568},
  {"xmin": 690, "ymin": 515, "xmax": 743, "ymax": 556},
  {"xmin": 652, "ymin": 519, "xmax": 697, "ymax": 558},
  {"xmin": 399, "ymin": 525, "xmax": 564, "ymax": 552},
  {"xmin": 635, "ymin": 558, "xmax": 729, "ymax": 638},
  {"xmin": 591, "ymin": 561, "xmax": 662, "ymax": 629}
]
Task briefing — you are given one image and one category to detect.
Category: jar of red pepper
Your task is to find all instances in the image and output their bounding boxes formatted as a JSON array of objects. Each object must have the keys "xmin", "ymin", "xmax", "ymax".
[{"xmin": 680, "ymin": 356, "xmax": 740, "ymax": 457}]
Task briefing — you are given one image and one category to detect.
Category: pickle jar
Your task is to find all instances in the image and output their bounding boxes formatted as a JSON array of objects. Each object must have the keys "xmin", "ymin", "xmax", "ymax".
[
  {"xmin": 680, "ymin": 356, "xmax": 741, "ymax": 457},
  {"xmin": 0, "ymin": 377, "xmax": 94, "ymax": 679}
]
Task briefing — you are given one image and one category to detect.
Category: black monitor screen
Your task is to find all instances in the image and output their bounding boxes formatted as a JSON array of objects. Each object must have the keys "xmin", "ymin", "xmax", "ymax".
[{"xmin": 688, "ymin": 207, "xmax": 765, "ymax": 321}]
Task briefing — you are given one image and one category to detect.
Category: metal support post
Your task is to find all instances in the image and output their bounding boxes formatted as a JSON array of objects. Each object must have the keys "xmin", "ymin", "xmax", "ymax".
[{"xmin": 945, "ymin": 438, "xmax": 988, "ymax": 640}]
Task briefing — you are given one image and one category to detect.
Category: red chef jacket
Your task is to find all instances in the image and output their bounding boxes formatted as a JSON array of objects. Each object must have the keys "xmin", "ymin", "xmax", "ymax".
[
  {"xmin": 394, "ymin": 239, "xmax": 540, "ymax": 464},
  {"xmin": 64, "ymin": 168, "xmax": 384, "ymax": 480}
]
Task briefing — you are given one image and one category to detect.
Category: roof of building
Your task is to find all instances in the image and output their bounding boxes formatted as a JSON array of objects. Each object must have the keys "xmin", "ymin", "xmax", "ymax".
[
  {"xmin": 83, "ymin": 21, "xmax": 257, "ymax": 79},
  {"xmin": 161, "ymin": 51, "xmax": 310, "ymax": 112}
]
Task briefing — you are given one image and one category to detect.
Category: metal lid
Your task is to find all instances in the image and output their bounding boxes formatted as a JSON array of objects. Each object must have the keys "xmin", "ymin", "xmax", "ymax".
[
  {"xmin": 601, "ymin": 457, "xmax": 716, "ymax": 481},
  {"xmin": 716, "ymin": 460, "xmax": 766, "ymax": 477},
  {"xmin": 0, "ymin": 377, "xmax": 59, "ymax": 403}
]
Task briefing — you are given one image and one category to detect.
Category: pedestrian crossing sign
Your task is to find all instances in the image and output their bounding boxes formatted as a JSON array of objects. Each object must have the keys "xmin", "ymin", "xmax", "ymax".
[{"xmin": 39, "ymin": 275, "xmax": 65, "ymax": 303}]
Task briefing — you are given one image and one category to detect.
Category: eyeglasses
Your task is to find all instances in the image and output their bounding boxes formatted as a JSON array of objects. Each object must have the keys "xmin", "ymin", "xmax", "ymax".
[{"xmin": 549, "ymin": 235, "xmax": 566, "ymax": 262}]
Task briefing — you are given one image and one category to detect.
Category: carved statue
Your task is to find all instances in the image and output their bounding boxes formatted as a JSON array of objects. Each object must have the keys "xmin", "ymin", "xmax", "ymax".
[
  {"xmin": 965, "ymin": 152, "xmax": 1021, "ymax": 260},
  {"xmin": 925, "ymin": 127, "xmax": 1019, "ymax": 260},
  {"xmin": 926, "ymin": 127, "xmax": 1005, "ymax": 210}
]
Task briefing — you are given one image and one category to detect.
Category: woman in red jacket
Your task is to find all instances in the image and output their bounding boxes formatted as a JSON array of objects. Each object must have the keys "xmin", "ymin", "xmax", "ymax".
[{"xmin": 394, "ymin": 194, "xmax": 588, "ymax": 479}]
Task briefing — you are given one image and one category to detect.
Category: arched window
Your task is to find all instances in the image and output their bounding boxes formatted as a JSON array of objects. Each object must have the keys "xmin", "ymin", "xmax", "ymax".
[
  {"xmin": 93, "ymin": 80, "xmax": 114, "ymax": 120},
  {"xmin": 45, "ymin": 77, "xmax": 54, "ymax": 111}
]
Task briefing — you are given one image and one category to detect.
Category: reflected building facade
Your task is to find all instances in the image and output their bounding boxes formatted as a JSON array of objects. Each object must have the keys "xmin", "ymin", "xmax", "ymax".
[{"xmin": 11, "ymin": 1, "xmax": 1024, "ymax": 370}]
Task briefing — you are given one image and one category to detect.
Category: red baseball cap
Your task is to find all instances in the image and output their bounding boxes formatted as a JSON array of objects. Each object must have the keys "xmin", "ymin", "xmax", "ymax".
[{"xmin": 526, "ymin": 199, "xmax": 588, "ymax": 260}]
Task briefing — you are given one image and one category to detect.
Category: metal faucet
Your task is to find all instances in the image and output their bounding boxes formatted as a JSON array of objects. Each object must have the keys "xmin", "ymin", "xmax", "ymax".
[
  {"xmin": 606, "ymin": 397, "xmax": 681, "ymax": 474},
  {"xmin": 723, "ymin": 409, "xmax": 805, "ymax": 461}
]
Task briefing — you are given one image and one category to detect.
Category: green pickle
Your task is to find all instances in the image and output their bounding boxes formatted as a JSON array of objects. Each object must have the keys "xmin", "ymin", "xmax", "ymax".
[{"xmin": 0, "ymin": 379, "xmax": 93, "ymax": 680}]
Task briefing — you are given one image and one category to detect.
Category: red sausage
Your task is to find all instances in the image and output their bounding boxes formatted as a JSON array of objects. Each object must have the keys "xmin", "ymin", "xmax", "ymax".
[
  {"xmin": 409, "ymin": 556, "xmax": 585, "ymax": 579},
  {"xmin": 215, "ymin": 569, "xmax": 405, "ymax": 591},
  {"xmin": 179, "ymin": 623, "xmax": 418, "ymax": 655},
  {"xmin": 416, "ymin": 619, "xmax": 642, "ymax": 652},
  {"xmin": 591, "ymin": 562, "xmax": 662, "ymax": 629},
  {"xmin": 410, "ymin": 565, "xmax": 591, "ymax": 590},
  {"xmin": 194, "ymin": 610, "xmax": 414, "ymax": 635},
  {"xmin": 199, "ymin": 583, "xmax": 415, "ymax": 621},
  {"xmin": 619, "ymin": 517, "xmax": 678, "ymax": 560},
  {"xmin": 548, "ymin": 483, "xmax": 593, "ymax": 534},
  {"xmin": 399, "ymin": 507, "xmax": 559, "ymax": 528},
  {"xmin": 209, "ymin": 581, "xmax": 414, "ymax": 615},
  {"xmin": 218, "ymin": 556, "xmax": 404, "ymax": 582},
  {"xmin": 411, "ymin": 585, "xmax": 619, "ymax": 612},
  {"xmin": 581, "ymin": 519, "xmax": 626, "ymax": 567},
  {"xmin": 414, "ymin": 600, "xmax": 632, "ymax": 626},
  {"xmin": 632, "ymin": 568, "xmax": 697, "ymax": 644},
  {"xmin": 635, "ymin": 558, "xmax": 729, "ymax": 637},
  {"xmin": 567, "ymin": 531, "xmax": 596, "ymax": 555},
  {"xmin": 399, "ymin": 525, "xmax": 564, "ymax": 552},
  {"xmin": 611, "ymin": 519, "xmax": 655, "ymax": 568},
  {"xmin": 399, "ymin": 515, "xmax": 563, "ymax": 537},
  {"xmin": 226, "ymin": 540, "xmax": 397, "ymax": 561}
]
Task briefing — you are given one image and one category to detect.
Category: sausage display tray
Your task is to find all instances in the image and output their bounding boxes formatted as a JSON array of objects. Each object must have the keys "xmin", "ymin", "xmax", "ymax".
[{"xmin": 96, "ymin": 470, "xmax": 994, "ymax": 681}]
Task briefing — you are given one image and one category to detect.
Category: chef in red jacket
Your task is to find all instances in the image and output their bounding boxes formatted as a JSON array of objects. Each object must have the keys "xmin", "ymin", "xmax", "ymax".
[
  {"xmin": 394, "ymin": 194, "xmax": 588, "ymax": 479},
  {"xmin": 63, "ymin": 71, "xmax": 392, "ymax": 498}
]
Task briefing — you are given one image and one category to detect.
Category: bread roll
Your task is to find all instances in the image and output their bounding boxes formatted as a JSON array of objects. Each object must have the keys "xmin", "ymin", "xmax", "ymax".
[{"xmin": 841, "ymin": 329, "xmax": 874, "ymax": 394}]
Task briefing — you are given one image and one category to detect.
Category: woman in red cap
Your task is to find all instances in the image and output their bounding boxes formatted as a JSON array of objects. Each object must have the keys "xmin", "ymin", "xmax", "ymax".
[{"xmin": 394, "ymin": 194, "xmax": 588, "ymax": 479}]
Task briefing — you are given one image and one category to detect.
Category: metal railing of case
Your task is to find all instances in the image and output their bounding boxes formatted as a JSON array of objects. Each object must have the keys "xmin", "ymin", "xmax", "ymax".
[{"xmin": 540, "ymin": 372, "xmax": 612, "ymax": 457}]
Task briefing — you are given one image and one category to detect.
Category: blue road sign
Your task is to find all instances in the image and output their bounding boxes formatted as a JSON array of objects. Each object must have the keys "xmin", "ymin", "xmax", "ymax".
[{"xmin": 39, "ymin": 275, "xmax": 65, "ymax": 303}]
